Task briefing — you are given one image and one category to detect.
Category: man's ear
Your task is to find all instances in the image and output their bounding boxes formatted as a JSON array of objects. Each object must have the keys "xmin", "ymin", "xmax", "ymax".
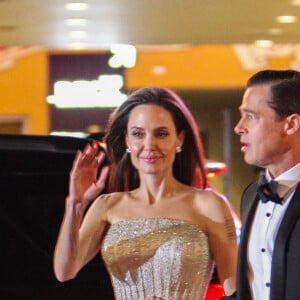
[{"xmin": 285, "ymin": 114, "xmax": 300, "ymax": 135}]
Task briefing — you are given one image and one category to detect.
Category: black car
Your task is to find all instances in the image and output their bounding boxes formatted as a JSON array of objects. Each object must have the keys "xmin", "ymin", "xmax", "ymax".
[{"xmin": 0, "ymin": 134, "xmax": 114, "ymax": 300}]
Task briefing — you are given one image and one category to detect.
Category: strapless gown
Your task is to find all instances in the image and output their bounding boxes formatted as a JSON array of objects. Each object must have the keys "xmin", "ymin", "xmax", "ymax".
[{"xmin": 101, "ymin": 218, "xmax": 214, "ymax": 300}]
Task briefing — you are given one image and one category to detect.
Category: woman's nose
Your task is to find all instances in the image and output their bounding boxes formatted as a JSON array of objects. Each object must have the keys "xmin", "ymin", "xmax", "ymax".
[{"xmin": 144, "ymin": 135, "xmax": 155, "ymax": 149}]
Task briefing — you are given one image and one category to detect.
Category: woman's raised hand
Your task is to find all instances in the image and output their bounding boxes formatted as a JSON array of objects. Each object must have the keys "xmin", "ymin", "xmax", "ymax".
[{"xmin": 67, "ymin": 142, "xmax": 109, "ymax": 207}]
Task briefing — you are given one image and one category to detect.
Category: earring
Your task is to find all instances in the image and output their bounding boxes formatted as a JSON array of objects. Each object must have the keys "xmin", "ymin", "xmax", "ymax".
[
  {"xmin": 126, "ymin": 147, "xmax": 131, "ymax": 153},
  {"xmin": 176, "ymin": 145, "xmax": 182, "ymax": 153}
]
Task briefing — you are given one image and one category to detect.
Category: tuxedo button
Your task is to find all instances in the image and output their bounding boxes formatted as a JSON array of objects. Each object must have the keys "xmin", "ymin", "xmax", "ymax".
[
  {"xmin": 266, "ymin": 282, "xmax": 270, "ymax": 287},
  {"xmin": 266, "ymin": 212, "xmax": 271, "ymax": 217},
  {"xmin": 261, "ymin": 248, "xmax": 266, "ymax": 252}
]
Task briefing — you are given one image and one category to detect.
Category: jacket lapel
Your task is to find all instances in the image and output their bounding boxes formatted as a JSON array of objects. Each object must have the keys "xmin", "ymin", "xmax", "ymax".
[
  {"xmin": 270, "ymin": 183, "xmax": 300, "ymax": 300},
  {"xmin": 237, "ymin": 182, "xmax": 260, "ymax": 300}
]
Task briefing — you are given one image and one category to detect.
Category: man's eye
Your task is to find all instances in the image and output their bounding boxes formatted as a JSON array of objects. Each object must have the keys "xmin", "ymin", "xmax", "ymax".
[
  {"xmin": 246, "ymin": 114, "xmax": 254, "ymax": 120},
  {"xmin": 241, "ymin": 113, "xmax": 253, "ymax": 120}
]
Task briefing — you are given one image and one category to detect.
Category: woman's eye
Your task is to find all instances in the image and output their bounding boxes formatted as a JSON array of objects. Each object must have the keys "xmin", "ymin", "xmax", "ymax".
[
  {"xmin": 131, "ymin": 131, "xmax": 144, "ymax": 138},
  {"xmin": 157, "ymin": 131, "xmax": 169, "ymax": 137}
]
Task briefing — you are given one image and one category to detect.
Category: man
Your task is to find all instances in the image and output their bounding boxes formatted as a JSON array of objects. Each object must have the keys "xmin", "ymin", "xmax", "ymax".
[{"xmin": 234, "ymin": 69, "xmax": 300, "ymax": 300}]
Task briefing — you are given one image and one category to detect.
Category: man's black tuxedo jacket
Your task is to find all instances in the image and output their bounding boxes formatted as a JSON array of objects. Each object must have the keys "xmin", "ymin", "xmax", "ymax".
[{"xmin": 235, "ymin": 181, "xmax": 300, "ymax": 300}]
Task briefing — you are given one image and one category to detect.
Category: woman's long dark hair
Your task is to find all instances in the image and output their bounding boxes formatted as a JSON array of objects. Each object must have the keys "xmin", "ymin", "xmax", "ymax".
[{"xmin": 104, "ymin": 87, "xmax": 207, "ymax": 192}]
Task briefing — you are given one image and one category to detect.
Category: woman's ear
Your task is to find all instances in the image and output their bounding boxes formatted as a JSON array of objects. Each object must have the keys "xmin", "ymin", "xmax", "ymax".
[
  {"xmin": 285, "ymin": 114, "xmax": 300, "ymax": 135},
  {"xmin": 178, "ymin": 130, "xmax": 185, "ymax": 146},
  {"xmin": 125, "ymin": 132, "xmax": 129, "ymax": 147}
]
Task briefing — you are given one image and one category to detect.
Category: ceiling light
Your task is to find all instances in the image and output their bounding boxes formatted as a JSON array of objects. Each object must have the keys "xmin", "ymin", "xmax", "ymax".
[
  {"xmin": 68, "ymin": 42, "xmax": 88, "ymax": 49},
  {"xmin": 276, "ymin": 15, "xmax": 297, "ymax": 23},
  {"xmin": 254, "ymin": 40, "xmax": 274, "ymax": 48},
  {"xmin": 267, "ymin": 28, "xmax": 282, "ymax": 35},
  {"xmin": 291, "ymin": 0, "xmax": 300, "ymax": 6},
  {"xmin": 68, "ymin": 31, "xmax": 88, "ymax": 39},
  {"xmin": 65, "ymin": 19, "xmax": 88, "ymax": 26},
  {"xmin": 65, "ymin": 2, "xmax": 88, "ymax": 11}
]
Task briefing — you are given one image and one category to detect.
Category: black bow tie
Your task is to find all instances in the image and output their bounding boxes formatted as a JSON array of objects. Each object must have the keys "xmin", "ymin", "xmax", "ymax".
[{"xmin": 257, "ymin": 175, "xmax": 283, "ymax": 205}]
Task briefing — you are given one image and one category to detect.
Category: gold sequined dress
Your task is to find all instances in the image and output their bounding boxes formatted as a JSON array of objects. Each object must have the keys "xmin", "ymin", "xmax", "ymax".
[{"xmin": 101, "ymin": 218, "xmax": 214, "ymax": 300}]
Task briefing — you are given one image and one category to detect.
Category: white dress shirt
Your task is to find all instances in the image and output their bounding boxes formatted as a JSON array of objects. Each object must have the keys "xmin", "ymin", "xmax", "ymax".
[{"xmin": 247, "ymin": 163, "xmax": 300, "ymax": 300}]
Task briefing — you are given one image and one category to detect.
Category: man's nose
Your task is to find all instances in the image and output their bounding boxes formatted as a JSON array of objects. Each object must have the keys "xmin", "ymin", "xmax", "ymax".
[{"xmin": 234, "ymin": 120, "xmax": 243, "ymax": 135}]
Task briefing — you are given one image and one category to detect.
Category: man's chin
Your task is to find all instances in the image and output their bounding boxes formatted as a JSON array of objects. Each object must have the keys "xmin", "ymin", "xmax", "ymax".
[{"xmin": 243, "ymin": 155, "xmax": 255, "ymax": 166}]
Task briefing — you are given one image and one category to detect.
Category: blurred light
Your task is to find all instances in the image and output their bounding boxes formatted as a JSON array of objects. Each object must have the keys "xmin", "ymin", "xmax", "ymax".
[
  {"xmin": 109, "ymin": 44, "xmax": 136, "ymax": 68},
  {"xmin": 205, "ymin": 161, "xmax": 228, "ymax": 176},
  {"xmin": 65, "ymin": 2, "xmax": 88, "ymax": 11},
  {"xmin": 68, "ymin": 31, "xmax": 88, "ymax": 39},
  {"xmin": 47, "ymin": 75, "xmax": 127, "ymax": 108},
  {"xmin": 207, "ymin": 172, "xmax": 216, "ymax": 179},
  {"xmin": 152, "ymin": 65, "xmax": 167, "ymax": 76},
  {"xmin": 65, "ymin": 18, "xmax": 88, "ymax": 26},
  {"xmin": 50, "ymin": 131, "xmax": 87, "ymax": 138},
  {"xmin": 276, "ymin": 15, "xmax": 297, "ymax": 23},
  {"xmin": 291, "ymin": 0, "xmax": 300, "ymax": 6},
  {"xmin": 254, "ymin": 39, "xmax": 274, "ymax": 48},
  {"xmin": 267, "ymin": 28, "xmax": 282, "ymax": 35},
  {"xmin": 68, "ymin": 42, "xmax": 88, "ymax": 49}
]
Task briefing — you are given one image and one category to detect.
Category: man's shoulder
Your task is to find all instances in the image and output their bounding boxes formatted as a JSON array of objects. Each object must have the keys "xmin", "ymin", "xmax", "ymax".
[
  {"xmin": 242, "ymin": 181, "xmax": 258, "ymax": 199},
  {"xmin": 239, "ymin": 181, "xmax": 259, "ymax": 219}
]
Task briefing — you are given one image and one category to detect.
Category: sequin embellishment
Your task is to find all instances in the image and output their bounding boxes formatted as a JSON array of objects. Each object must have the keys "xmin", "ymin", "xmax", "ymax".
[{"xmin": 101, "ymin": 218, "xmax": 213, "ymax": 300}]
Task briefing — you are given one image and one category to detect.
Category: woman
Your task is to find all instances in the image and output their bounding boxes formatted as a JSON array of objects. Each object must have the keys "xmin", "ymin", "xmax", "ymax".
[{"xmin": 54, "ymin": 87, "xmax": 237, "ymax": 299}]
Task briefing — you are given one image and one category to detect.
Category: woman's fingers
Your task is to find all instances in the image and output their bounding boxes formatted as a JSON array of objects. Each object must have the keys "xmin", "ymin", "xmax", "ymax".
[
  {"xmin": 71, "ymin": 143, "xmax": 98, "ymax": 167},
  {"xmin": 96, "ymin": 150, "xmax": 106, "ymax": 164},
  {"xmin": 81, "ymin": 143, "xmax": 96, "ymax": 162},
  {"xmin": 70, "ymin": 150, "xmax": 83, "ymax": 173},
  {"xmin": 95, "ymin": 165, "xmax": 110, "ymax": 190},
  {"xmin": 70, "ymin": 143, "xmax": 108, "ymax": 181}
]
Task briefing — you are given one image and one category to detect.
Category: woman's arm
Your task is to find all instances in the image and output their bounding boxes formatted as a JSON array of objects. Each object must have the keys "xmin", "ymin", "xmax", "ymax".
[
  {"xmin": 53, "ymin": 143, "xmax": 109, "ymax": 281},
  {"xmin": 200, "ymin": 192, "xmax": 238, "ymax": 296}
]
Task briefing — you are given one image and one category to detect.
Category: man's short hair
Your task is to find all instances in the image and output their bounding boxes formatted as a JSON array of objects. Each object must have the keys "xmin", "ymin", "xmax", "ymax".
[{"xmin": 247, "ymin": 69, "xmax": 300, "ymax": 119}]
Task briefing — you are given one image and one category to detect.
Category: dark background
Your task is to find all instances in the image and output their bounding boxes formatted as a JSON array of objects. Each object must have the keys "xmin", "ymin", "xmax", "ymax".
[{"xmin": 0, "ymin": 134, "xmax": 114, "ymax": 299}]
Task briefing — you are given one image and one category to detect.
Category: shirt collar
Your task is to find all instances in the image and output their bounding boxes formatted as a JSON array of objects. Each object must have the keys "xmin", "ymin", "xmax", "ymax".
[
  {"xmin": 265, "ymin": 163, "xmax": 300, "ymax": 200},
  {"xmin": 266, "ymin": 162, "xmax": 300, "ymax": 183}
]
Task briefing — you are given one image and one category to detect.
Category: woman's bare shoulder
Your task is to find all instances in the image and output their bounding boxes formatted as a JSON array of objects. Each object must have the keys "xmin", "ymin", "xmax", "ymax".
[
  {"xmin": 85, "ymin": 191, "xmax": 130, "ymax": 223},
  {"xmin": 189, "ymin": 187, "xmax": 224, "ymax": 202},
  {"xmin": 191, "ymin": 188, "xmax": 233, "ymax": 221},
  {"xmin": 94, "ymin": 191, "xmax": 129, "ymax": 207}
]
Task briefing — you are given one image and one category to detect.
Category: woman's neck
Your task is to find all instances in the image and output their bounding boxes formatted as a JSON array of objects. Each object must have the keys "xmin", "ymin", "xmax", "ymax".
[{"xmin": 135, "ymin": 176, "xmax": 189, "ymax": 204}]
